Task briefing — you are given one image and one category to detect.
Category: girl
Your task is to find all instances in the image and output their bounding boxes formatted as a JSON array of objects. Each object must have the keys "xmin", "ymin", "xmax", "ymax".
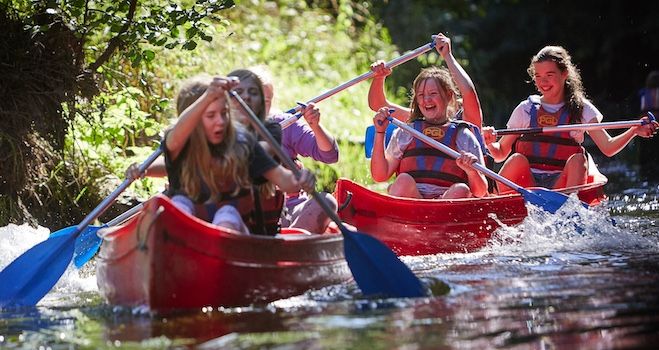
[
  {"xmin": 228, "ymin": 68, "xmax": 340, "ymax": 233},
  {"xmin": 370, "ymin": 55, "xmax": 488, "ymax": 199},
  {"xmin": 483, "ymin": 46, "xmax": 658, "ymax": 193},
  {"xmin": 368, "ymin": 33, "xmax": 483, "ymax": 129},
  {"xmin": 160, "ymin": 75, "xmax": 315, "ymax": 234}
]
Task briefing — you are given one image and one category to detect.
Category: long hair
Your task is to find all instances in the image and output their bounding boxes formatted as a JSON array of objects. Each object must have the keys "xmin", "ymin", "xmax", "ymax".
[
  {"xmin": 528, "ymin": 46, "xmax": 586, "ymax": 122},
  {"xmin": 227, "ymin": 68, "xmax": 277, "ymax": 199},
  {"xmin": 408, "ymin": 67, "xmax": 459, "ymax": 123},
  {"xmin": 228, "ymin": 68, "xmax": 267, "ymax": 122},
  {"xmin": 175, "ymin": 75, "xmax": 251, "ymax": 202}
]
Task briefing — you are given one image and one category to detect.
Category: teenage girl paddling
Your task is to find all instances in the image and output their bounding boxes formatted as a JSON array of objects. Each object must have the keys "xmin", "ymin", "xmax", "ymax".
[
  {"xmin": 368, "ymin": 33, "xmax": 483, "ymax": 129},
  {"xmin": 229, "ymin": 68, "xmax": 340, "ymax": 233},
  {"xmin": 370, "ymin": 57, "xmax": 488, "ymax": 199},
  {"xmin": 483, "ymin": 46, "xmax": 658, "ymax": 193},
  {"xmin": 159, "ymin": 75, "xmax": 315, "ymax": 234}
]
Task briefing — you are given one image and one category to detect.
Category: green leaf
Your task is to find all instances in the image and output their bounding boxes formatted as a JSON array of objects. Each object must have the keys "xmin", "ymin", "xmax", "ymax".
[
  {"xmin": 142, "ymin": 50, "xmax": 155, "ymax": 62},
  {"xmin": 182, "ymin": 40, "xmax": 197, "ymax": 50}
]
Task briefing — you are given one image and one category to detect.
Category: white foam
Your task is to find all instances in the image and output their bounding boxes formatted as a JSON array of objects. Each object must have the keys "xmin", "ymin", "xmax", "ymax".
[{"xmin": 0, "ymin": 224, "xmax": 99, "ymax": 307}]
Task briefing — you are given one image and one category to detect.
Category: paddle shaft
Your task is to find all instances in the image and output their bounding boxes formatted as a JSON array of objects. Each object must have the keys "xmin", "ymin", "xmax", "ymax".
[
  {"xmin": 232, "ymin": 91, "xmax": 343, "ymax": 224},
  {"xmin": 75, "ymin": 147, "xmax": 163, "ymax": 233},
  {"xmin": 386, "ymin": 117, "xmax": 524, "ymax": 192},
  {"xmin": 495, "ymin": 119, "xmax": 648, "ymax": 136},
  {"xmin": 279, "ymin": 40, "xmax": 435, "ymax": 129}
]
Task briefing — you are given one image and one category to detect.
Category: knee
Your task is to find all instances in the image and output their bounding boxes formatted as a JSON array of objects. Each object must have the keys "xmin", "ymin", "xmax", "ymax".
[
  {"xmin": 393, "ymin": 173, "xmax": 416, "ymax": 188},
  {"xmin": 320, "ymin": 192, "xmax": 338, "ymax": 212},
  {"xmin": 212, "ymin": 205, "xmax": 247, "ymax": 234},
  {"xmin": 170, "ymin": 195, "xmax": 195, "ymax": 215},
  {"xmin": 443, "ymin": 183, "xmax": 471, "ymax": 199},
  {"xmin": 566, "ymin": 153, "xmax": 587, "ymax": 172},
  {"xmin": 507, "ymin": 153, "xmax": 530, "ymax": 167}
]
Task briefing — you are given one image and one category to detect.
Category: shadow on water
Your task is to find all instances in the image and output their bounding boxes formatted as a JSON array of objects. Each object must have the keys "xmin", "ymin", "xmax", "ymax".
[{"xmin": 2, "ymin": 161, "xmax": 659, "ymax": 349}]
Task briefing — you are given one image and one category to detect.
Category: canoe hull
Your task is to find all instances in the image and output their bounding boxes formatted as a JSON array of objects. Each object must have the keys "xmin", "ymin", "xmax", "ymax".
[
  {"xmin": 96, "ymin": 195, "xmax": 351, "ymax": 311},
  {"xmin": 335, "ymin": 177, "xmax": 606, "ymax": 256}
]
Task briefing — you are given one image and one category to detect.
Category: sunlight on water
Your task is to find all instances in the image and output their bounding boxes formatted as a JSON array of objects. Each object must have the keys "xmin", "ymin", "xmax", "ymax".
[
  {"xmin": 0, "ymin": 224, "xmax": 99, "ymax": 307},
  {"xmin": 486, "ymin": 195, "xmax": 659, "ymax": 256}
]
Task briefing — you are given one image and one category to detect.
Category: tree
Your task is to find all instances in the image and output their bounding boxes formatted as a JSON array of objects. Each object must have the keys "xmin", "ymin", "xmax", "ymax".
[{"xmin": 0, "ymin": 0, "xmax": 233, "ymax": 227}]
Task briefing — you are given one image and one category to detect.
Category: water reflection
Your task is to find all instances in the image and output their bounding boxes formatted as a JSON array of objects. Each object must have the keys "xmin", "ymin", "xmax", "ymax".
[{"xmin": 1, "ymin": 165, "xmax": 659, "ymax": 348}]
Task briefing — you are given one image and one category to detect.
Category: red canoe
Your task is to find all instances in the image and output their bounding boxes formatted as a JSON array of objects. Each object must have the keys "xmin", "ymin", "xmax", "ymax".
[
  {"xmin": 96, "ymin": 195, "xmax": 351, "ymax": 312},
  {"xmin": 335, "ymin": 170, "xmax": 607, "ymax": 256}
]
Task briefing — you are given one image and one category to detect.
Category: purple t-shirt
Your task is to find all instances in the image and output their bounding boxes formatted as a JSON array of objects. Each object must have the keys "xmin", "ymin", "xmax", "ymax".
[
  {"xmin": 269, "ymin": 113, "xmax": 339, "ymax": 208},
  {"xmin": 269, "ymin": 113, "xmax": 339, "ymax": 164}
]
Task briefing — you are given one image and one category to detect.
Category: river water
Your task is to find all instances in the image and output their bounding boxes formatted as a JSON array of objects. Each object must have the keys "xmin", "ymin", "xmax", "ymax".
[{"xmin": 1, "ymin": 161, "xmax": 658, "ymax": 349}]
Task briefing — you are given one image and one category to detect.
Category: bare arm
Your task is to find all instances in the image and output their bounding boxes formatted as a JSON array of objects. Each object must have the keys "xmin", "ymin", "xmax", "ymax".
[
  {"xmin": 434, "ymin": 33, "xmax": 483, "ymax": 128},
  {"xmin": 165, "ymin": 77, "xmax": 238, "ymax": 160},
  {"xmin": 370, "ymin": 108, "xmax": 401, "ymax": 182},
  {"xmin": 263, "ymin": 166, "xmax": 316, "ymax": 194},
  {"xmin": 368, "ymin": 60, "xmax": 411, "ymax": 121},
  {"xmin": 456, "ymin": 152, "xmax": 488, "ymax": 198},
  {"xmin": 302, "ymin": 103, "xmax": 336, "ymax": 153},
  {"xmin": 588, "ymin": 114, "xmax": 658, "ymax": 157}
]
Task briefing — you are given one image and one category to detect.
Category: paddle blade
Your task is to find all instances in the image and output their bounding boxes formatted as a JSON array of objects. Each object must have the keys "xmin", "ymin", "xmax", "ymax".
[
  {"xmin": 364, "ymin": 123, "xmax": 398, "ymax": 159},
  {"xmin": 0, "ymin": 229, "xmax": 76, "ymax": 307},
  {"xmin": 520, "ymin": 188, "xmax": 574, "ymax": 213},
  {"xmin": 73, "ymin": 225, "xmax": 104, "ymax": 268},
  {"xmin": 49, "ymin": 224, "xmax": 104, "ymax": 269},
  {"xmin": 341, "ymin": 227, "xmax": 425, "ymax": 298}
]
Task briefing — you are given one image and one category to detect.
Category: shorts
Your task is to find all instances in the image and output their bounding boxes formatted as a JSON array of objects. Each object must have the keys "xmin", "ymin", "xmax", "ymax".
[{"xmin": 531, "ymin": 171, "xmax": 560, "ymax": 189}]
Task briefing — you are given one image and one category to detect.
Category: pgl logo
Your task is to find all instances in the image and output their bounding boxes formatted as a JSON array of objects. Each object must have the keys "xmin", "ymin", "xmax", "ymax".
[
  {"xmin": 424, "ymin": 127, "xmax": 444, "ymax": 139},
  {"xmin": 538, "ymin": 114, "xmax": 558, "ymax": 126}
]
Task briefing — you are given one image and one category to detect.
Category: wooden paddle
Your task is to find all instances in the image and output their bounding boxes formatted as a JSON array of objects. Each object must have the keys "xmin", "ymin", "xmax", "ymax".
[
  {"xmin": 0, "ymin": 147, "xmax": 163, "ymax": 307},
  {"xmin": 279, "ymin": 37, "xmax": 436, "ymax": 129},
  {"xmin": 384, "ymin": 115, "xmax": 587, "ymax": 213},
  {"xmin": 230, "ymin": 91, "xmax": 426, "ymax": 298}
]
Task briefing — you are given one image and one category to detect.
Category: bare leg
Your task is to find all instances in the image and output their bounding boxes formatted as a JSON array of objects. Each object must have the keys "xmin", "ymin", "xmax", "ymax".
[
  {"xmin": 442, "ymin": 183, "xmax": 472, "ymax": 199},
  {"xmin": 497, "ymin": 153, "xmax": 534, "ymax": 193},
  {"xmin": 287, "ymin": 192, "xmax": 337, "ymax": 233},
  {"xmin": 554, "ymin": 153, "xmax": 587, "ymax": 189},
  {"xmin": 388, "ymin": 173, "xmax": 422, "ymax": 198}
]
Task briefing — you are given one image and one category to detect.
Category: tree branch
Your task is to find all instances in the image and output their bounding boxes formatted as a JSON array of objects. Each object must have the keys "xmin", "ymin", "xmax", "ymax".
[{"xmin": 87, "ymin": 0, "xmax": 138, "ymax": 71}]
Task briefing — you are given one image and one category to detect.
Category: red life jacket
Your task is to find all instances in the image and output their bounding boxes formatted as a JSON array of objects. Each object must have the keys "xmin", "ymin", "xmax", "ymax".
[
  {"xmin": 396, "ymin": 120, "xmax": 469, "ymax": 187},
  {"xmin": 514, "ymin": 96, "xmax": 584, "ymax": 171}
]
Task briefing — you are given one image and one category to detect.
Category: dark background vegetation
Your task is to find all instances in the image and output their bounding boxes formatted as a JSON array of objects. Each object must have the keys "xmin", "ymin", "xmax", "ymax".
[{"xmin": 1, "ymin": 0, "xmax": 657, "ymax": 228}]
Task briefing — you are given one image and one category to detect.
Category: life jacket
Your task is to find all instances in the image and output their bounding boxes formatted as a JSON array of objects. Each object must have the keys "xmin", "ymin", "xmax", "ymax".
[
  {"xmin": 397, "ymin": 120, "xmax": 470, "ymax": 187},
  {"xmin": 455, "ymin": 110, "xmax": 496, "ymax": 193},
  {"xmin": 251, "ymin": 188, "xmax": 285, "ymax": 236},
  {"xmin": 514, "ymin": 96, "xmax": 585, "ymax": 171}
]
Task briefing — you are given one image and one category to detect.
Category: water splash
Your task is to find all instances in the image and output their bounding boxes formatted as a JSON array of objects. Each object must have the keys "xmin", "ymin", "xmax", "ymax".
[
  {"xmin": 0, "ymin": 224, "xmax": 99, "ymax": 307},
  {"xmin": 485, "ymin": 195, "xmax": 659, "ymax": 256}
]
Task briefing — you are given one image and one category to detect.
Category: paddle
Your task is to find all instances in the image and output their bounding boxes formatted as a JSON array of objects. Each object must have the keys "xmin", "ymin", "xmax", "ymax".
[
  {"xmin": 383, "ymin": 114, "xmax": 584, "ymax": 214},
  {"xmin": 364, "ymin": 112, "xmax": 657, "ymax": 158},
  {"xmin": 230, "ymin": 91, "xmax": 425, "ymax": 298},
  {"xmin": 494, "ymin": 112, "xmax": 656, "ymax": 135},
  {"xmin": 278, "ymin": 38, "xmax": 436, "ymax": 130},
  {"xmin": 49, "ymin": 202, "xmax": 145, "ymax": 268},
  {"xmin": 0, "ymin": 147, "xmax": 163, "ymax": 307}
]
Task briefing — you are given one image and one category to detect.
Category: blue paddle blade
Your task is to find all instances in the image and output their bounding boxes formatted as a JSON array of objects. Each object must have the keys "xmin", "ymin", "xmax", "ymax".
[
  {"xmin": 341, "ymin": 226, "xmax": 425, "ymax": 298},
  {"xmin": 364, "ymin": 123, "xmax": 398, "ymax": 159},
  {"xmin": 49, "ymin": 224, "xmax": 104, "ymax": 268},
  {"xmin": 0, "ymin": 229, "xmax": 76, "ymax": 307},
  {"xmin": 519, "ymin": 187, "xmax": 573, "ymax": 214},
  {"xmin": 73, "ymin": 225, "xmax": 105, "ymax": 268}
]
